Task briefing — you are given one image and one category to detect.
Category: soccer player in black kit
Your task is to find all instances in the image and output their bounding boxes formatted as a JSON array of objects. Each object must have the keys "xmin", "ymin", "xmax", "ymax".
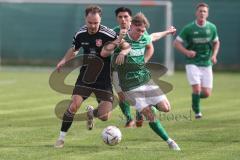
[{"xmin": 54, "ymin": 5, "xmax": 125, "ymax": 148}]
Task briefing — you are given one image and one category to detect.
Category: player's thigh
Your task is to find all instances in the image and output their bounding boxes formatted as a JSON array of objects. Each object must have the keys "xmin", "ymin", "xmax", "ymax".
[
  {"xmin": 124, "ymin": 80, "xmax": 164, "ymax": 112},
  {"xmin": 201, "ymin": 66, "xmax": 213, "ymax": 89},
  {"xmin": 185, "ymin": 64, "xmax": 201, "ymax": 85}
]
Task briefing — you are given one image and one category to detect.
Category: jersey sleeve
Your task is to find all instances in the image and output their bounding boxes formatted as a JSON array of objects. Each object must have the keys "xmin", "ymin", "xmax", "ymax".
[
  {"xmin": 113, "ymin": 26, "xmax": 120, "ymax": 34},
  {"xmin": 177, "ymin": 25, "xmax": 189, "ymax": 43},
  {"xmin": 72, "ymin": 32, "xmax": 82, "ymax": 51},
  {"xmin": 211, "ymin": 24, "xmax": 219, "ymax": 42},
  {"xmin": 145, "ymin": 34, "xmax": 152, "ymax": 45}
]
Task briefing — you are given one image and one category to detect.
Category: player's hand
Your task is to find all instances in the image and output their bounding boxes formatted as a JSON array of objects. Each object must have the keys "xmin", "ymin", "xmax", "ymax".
[
  {"xmin": 118, "ymin": 28, "xmax": 127, "ymax": 42},
  {"xmin": 167, "ymin": 26, "xmax": 177, "ymax": 35},
  {"xmin": 56, "ymin": 59, "xmax": 66, "ymax": 72},
  {"xmin": 211, "ymin": 55, "xmax": 217, "ymax": 64},
  {"xmin": 115, "ymin": 54, "xmax": 126, "ymax": 65},
  {"xmin": 186, "ymin": 50, "xmax": 196, "ymax": 58}
]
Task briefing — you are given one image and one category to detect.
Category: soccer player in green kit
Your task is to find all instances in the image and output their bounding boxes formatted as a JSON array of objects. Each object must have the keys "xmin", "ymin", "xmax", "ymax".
[
  {"xmin": 112, "ymin": 7, "xmax": 177, "ymax": 127},
  {"xmin": 101, "ymin": 12, "xmax": 180, "ymax": 150},
  {"xmin": 174, "ymin": 3, "xmax": 220, "ymax": 119}
]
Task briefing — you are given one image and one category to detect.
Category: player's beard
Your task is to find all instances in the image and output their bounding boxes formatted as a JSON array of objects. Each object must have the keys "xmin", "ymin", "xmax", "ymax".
[{"xmin": 89, "ymin": 28, "xmax": 98, "ymax": 34}]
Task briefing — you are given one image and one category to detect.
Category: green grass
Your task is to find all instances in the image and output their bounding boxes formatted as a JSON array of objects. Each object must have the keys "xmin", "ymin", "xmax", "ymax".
[{"xmin": 0, "ymin": 67, "xmax": 240, "ymax": 160}]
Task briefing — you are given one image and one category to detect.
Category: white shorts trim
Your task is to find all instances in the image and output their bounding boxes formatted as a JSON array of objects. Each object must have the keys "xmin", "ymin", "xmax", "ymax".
[
  {"xmin": 124, "ymin": 80, "xmax": 167, "ymax": 112},
  {"xmin": 185, "ymin": 64, "xmax": 213, "ymax": 88}
]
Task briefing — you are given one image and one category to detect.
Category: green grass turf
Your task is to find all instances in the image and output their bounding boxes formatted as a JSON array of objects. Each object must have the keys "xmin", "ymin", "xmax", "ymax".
[{"xmin": 0, "ymin": 67, "xmax": 239, "ymax": 160}]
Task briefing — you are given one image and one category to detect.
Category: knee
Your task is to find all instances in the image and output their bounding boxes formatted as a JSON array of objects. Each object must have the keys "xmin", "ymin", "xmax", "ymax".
[
  {"xmin": 201, "ymin": 89, "xmax": 212, "ymax": 98},
  {"xmin": 69, "ymin": 102, "xmax": 79, "ymax": 113},
  {"xmin": 203, "ymin": 91, "xmax": 211, "ymax": 98},
  {"xmin": 157, "ymin": 101, "xmax": 171, "ymax": 113},
  {"xmin": 161, "ymin": 105, "xmax": 170, "ymax": 113}
]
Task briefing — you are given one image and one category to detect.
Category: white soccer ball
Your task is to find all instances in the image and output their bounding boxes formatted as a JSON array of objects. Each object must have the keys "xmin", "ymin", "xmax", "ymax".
[{"xmin": 102, "ymin": 126, "xmax": 122, "ymax": 146}]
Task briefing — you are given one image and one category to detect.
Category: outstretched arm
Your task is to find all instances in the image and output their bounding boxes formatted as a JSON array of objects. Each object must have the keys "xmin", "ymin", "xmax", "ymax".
[
  {"xmin": 150, "ymin": 26, "xmax": 176, "ymax": 42},
  {"xmin": 56, "ymin": 47, "xmax": 77, "ymax": 72},
  {"xmin": 173, "ymin": 39, "xmax": 196, "ymax": 58}
]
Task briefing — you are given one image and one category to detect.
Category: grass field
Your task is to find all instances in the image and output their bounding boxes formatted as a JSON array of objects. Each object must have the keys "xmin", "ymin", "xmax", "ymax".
[{"xmin": 0, "ymin": 67, "xmax": 240, "ymax": 160}]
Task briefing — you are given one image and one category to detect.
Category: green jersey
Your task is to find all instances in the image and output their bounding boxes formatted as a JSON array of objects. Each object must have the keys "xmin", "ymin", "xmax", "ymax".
[
  {"xmin": 177, "ymin": 21, "xmax": 219, "ymax": 66},
  {"xmin": 112, "ymin": 26, "xmax": 149, "ymax": 71},
  {"xmin": 116, "ymin": 33, "xmax": 152, "ymax": 91},
  {"xmin": 113, "ymin": 26, "xmax": 121, "ymax": 34}
]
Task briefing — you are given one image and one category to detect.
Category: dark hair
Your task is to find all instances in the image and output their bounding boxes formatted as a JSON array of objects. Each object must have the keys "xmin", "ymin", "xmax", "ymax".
[
  {"xmin": 131, "ymin": 12, "xmax": 150, "ymax": 28},
  {"xmin": 115, "ymin": 7, "xmax": 132, "ymax": 17},
  {"xmin": 85, "ymin": 5, "xmax": 102, "ymax": 17},
  {"xmin": 196, "ymin": 2, "xmax": 209, "ymax": 10}
]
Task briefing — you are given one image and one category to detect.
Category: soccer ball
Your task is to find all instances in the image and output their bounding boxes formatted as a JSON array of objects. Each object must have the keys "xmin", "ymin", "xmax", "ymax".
[{"xmin": 102, "ymin": 126, "xmax": 122, "ymax": 146}]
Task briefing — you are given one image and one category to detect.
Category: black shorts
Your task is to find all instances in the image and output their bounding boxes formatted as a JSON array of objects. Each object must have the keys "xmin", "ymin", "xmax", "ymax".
[{"xmin": 72, "ymin": 82, "xmax": 113, "ymax": 103}]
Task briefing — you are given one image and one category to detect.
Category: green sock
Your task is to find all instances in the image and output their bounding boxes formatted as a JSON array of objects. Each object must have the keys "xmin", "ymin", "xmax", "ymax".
[
  {"xmin": 192, "ymin": 93, "xmax": 201, "ymax": 114},
  {"xmin": 119, "ymin": 101, "xmax": 132, "ymax": 122},
  {"xmin": 200, "ymin": 92, "xmax": 207, "ymax": 98},
  {"xmin": 149, "ymin": 120, "xmax": 169, "ymax": 141},
  {"xmin": 136, "ymin": 110, "xmax": 143, "ymax": 120},
  {"xmin": 151, "ymin": 106, "xmax": 158, "ymax": 115}
]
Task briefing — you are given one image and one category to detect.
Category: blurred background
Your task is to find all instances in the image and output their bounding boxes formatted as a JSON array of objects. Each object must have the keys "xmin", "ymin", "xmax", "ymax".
[{"xmin": 0, "ymin": 0, "xmax": 239, "ymax": 71}]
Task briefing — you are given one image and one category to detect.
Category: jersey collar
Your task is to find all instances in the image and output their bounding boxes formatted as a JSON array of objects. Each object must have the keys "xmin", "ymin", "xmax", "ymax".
[{"xmin": 195, "ymin": 20, "xmax": 207, "ymax": 28}]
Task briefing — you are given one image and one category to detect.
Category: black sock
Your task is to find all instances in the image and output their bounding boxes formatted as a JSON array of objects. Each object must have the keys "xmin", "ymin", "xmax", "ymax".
[
  {"xmin": 61, "ymin": 109, "xmax": 75, "ymax": 132},
  {"xmin": 93, "ymin": 109, "xmax": 98, "ymax": 117}
]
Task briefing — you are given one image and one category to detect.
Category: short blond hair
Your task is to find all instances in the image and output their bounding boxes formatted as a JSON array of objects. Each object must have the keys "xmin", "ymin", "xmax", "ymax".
[
  {"xmin": 131, "ymin": 12, "xmax": 150, "ymax": 29},
  {"xmin": 196, "ymin": 2, "xmax": 209, "ymax": 10}
]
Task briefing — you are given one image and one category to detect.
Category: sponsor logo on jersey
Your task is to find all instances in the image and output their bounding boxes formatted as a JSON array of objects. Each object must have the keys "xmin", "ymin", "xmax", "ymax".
[
  {"xmin": 193, "ymin": 37, "xmax": 211, "ymax": 43},
  {"xmin": 206, "ymin": 29, "xmax": 211, "ymax": 34},
  {"xmin": 96, "ymin": 39, "xmax": 102, "ymax": 47},
  {"xmin": 81, "ymin": 42, "xmax": 89, "ymax": 45}
]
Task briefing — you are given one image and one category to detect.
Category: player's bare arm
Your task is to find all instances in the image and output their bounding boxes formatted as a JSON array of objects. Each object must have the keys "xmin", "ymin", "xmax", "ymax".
[
  {"xmin": 173, "ymin": 40, "xmax": 196, "ymax": 58},
  {"xmin": 56, "ymin": 47, "xmax": 77, "ymax": 71},
  {"xmin": 101, "ymin": 28, "xmax": 128, "ymax": 57},
  {"xmin": 211, "ymin": 40, "xmax": 220, "ymax": 64},
  {"xmin": 150, "ymin": 26, "xmax": 176, "ymax": 42},
  {"xmin": 115, "ymin": 41, "xmax": 131, "ymax": 65}
]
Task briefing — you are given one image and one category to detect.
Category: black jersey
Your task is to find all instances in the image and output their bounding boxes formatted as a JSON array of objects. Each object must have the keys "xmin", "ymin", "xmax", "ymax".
[{"xmin": 72, "ymin": 25, "xmax": 117, "ymax": 86}]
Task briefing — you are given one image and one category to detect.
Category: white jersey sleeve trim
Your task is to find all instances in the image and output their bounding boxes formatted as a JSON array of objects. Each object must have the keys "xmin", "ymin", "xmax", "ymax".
[
  {"xmin": 213, "ymin": 36, "xmax": 219, "ymax": 42},
  {"xmin": 99, "ymin": 30, "xmax": 116, "ymax": 38},
  {"xmin": 176, "ymin": 36, "xmax": 184, "ymax": 42}
]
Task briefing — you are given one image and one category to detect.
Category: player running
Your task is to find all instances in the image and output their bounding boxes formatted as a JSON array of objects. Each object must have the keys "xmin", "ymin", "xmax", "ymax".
[
  {"xmin": 54, "ymin": 5, "xmax": 125, "ymax": 148},
  {"xmin": 101, "ymin": 12, "xmax": 180, "ymax": 151},
  {"xmin": 112, "ymin": 7, "xmax": 176, "ymax": 127},
  {"xmin": 173, "ymin": 3, "xmax": 220, "ymax": 119}
]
